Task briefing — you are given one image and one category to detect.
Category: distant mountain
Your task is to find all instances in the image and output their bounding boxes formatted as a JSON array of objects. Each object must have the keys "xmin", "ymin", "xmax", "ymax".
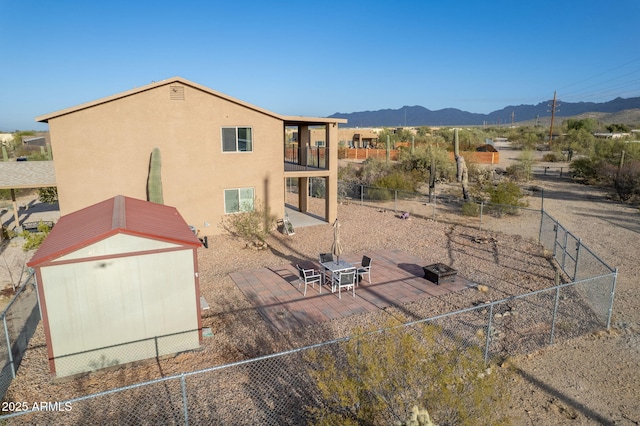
[{"xmin": 329, "ymin": 97, "xmax": 640, "ymax": 127}]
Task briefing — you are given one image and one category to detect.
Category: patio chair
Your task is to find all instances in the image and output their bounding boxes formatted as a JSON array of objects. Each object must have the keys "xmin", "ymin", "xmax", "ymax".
[
  {"xmin": 336, "ymin": 270, "xmax": 356, "ymax": 299},
  {"xmin": 319, "ymin": 253, "xmax": 334, "ymax": 283},
  {"xmin": 297, "ymin": 265, "xmax": 322, "ymax": 296},
  {"xmin": 354, "ymin": 255, "xmax": 372, "ymax": 284}
]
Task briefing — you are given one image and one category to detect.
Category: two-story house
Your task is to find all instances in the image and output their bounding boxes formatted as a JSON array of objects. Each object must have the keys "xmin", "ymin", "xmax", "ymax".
[{"xmin": 36, "ymin": 77, "xmax": 346, "ymax": 235}]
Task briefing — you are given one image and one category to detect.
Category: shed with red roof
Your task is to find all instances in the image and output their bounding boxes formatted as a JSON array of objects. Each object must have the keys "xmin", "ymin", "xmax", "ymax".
[{"xmin": 28, "ymin": 195, "xmax": 203, "ymax": 377}]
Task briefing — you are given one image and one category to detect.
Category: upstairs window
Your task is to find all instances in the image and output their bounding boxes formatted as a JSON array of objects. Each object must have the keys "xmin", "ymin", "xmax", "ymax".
[{"xmin": 222, "ymin": 127, "xmax": 253, "ymax": 152}]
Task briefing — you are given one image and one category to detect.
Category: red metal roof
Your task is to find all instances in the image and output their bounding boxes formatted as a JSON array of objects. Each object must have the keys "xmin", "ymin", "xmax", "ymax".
[{"xmin": 28, "ymin": 195, "xmax": 201, "ymax": 267}]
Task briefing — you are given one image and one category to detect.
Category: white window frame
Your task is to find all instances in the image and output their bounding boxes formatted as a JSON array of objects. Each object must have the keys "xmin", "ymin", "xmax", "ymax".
[
  {"xmin": 224, "ymin": 187, "xmax": 255, "ymax": 214},
  {"xmin": 221, "ymin": 126, "xmax": 253, "ymax": 153}
]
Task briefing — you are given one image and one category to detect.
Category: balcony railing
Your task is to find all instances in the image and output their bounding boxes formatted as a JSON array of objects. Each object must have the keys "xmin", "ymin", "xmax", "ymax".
[{"xmin": 284, "ymin": 146, "xmax": 329, "ymax": 171}]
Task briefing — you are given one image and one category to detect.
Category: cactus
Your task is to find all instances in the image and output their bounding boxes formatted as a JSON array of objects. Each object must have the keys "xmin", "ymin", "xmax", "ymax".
[
  {"xmin": 2, "ymin": 146, "xmax": 7, "ymax": 161},
  {"xmin": 453, "ymin": 128, "xmax": 459, "ymax": 158},
  {"xmin": 46, "ymin": 143, "xmax": 52, "ymax": 160},
  {"xmin": 147, "ymin": 147, "xmax": 164, "ymax": 204}
]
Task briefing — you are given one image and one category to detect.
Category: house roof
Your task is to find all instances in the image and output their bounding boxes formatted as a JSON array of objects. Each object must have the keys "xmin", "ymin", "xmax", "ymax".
[
  {"xmin": 35, "ymin": 77, "xmax": 347, "ymax": 126},
  {"xmin": 0, "ymin": 161, "xmax": 56, "ymax": 189},
  {"xmin": 28, "ymin": 195, "xmax": 201, "ymax": 267}
]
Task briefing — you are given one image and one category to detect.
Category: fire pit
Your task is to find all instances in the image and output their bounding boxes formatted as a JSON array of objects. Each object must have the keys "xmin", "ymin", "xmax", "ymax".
[{"xmin": 423, "ymin": 263, "xmax": 458, "ymax": 285}]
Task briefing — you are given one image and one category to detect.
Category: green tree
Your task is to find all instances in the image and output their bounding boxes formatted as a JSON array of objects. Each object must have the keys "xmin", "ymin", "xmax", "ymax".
[
  {"xmin": 37, "ymin": 187, "xmax": 58, "ymax": 204},
  {"xmin": 306, "ymin": 320, "xmax": 510, "ymax": 426}
]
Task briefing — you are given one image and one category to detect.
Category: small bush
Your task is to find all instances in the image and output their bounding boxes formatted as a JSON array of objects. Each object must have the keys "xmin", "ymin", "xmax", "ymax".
[
  {"xmin": 20, "ymin": 222, "xmax": 52, "ymax": 251},
  {"xmin": 612, "ymin": 161, "xmax": 640, "ymax": 201},
  {"xmin": 505, "ymin": 163, "xmax": 527, "ymax": 181},
  {"xmin": 461, "ymin": 201, "xmax": 481, "ymax": 217},
  {"xmin": 486, "ymin": 181, "xmax": 528, "ymax": 216},
  {"xmin": 365, "ymin": 186, "xmax": 393, "ymax": 201},
  {"xmin": 220, "ymin": 199, "xmax": 276, "ymax": 246},
  {"xmin": 570, "ymin": 157, "xmax": 601, "ymax": 183},
  {"xmin": 542, "ymin": 152, "xmax": 561, "ymax": 162}
]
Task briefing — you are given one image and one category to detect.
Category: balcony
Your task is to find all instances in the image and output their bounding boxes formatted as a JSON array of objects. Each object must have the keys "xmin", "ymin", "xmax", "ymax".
[{"xmin": 284, "ymin": 146, "xmax": 329, "ymax": 172}]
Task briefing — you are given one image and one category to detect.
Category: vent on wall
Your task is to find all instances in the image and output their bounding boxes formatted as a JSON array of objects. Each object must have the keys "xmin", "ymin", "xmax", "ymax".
[{"xmin": 170, "ymin": 85, "xmax": 185, "ymax": 101}]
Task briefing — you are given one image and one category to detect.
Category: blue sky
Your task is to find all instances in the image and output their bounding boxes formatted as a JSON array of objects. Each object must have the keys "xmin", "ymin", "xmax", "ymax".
[{"xmin": 2, "ymin": 0, "xmax": 639, "ymax": 131}]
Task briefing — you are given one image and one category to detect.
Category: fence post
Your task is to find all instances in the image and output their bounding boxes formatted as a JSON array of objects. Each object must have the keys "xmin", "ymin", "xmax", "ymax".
[
  {"xmin": 550, "ymin": 270, "xmax": 561, "ymax": 345},
  {"xmin": 560, "ymin": 167, "xmax": 564, "ymax": 177},
  {"xmin": 394, "ymin": 190, "xmax": 398, "ymax": 213},
  {"xmin": 3, "ymin": 315, "xmax": 15, "ymax": 379},
  {"xmin": 573, "ymin": 238, "xmax": 582, "ymax": 281},
  {"xmin": 479, "ymin": 202, "xmax": 484, "ymax": 230},
  {"xmin": 607, "ymin": 269, "xmax": 618, "ymax": 329},
  {"xmin": 432, "ymin": 195, "xmax": 436, "ymax": 220},
  {"xmin": 484, "ymin": 304, "xmax": 493, "ymax": 365},
  {"xmin": 561, "ymin": 231, "xmax": 569, "ymax": 271},
  {"xmin": 180, "ymin": 374, "xmax": 189, "ymax": 425},
  {"xmin": 360, "ymin": 184, "xmax": 363, "ymax": 205}
]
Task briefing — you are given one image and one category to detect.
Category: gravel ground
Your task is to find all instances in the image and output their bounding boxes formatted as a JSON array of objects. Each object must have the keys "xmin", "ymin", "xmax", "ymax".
[{"xmin": 1, "ymin": 157, "xmax": 639, "ymax": 424}]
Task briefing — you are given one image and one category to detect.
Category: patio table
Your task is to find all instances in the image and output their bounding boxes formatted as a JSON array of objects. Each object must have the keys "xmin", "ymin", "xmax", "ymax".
[{"xmin": 320, "ymin": 260, "xmax": 356, "ymax": 292}]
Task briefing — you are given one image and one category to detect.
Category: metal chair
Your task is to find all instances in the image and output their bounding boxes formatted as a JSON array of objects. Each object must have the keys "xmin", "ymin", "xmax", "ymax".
[
  {"xmin": 319, "ymin": 253, "xmax": 334, "ymax": 283},
  {"xmin": 297, "ymin": 265, "xmax": 322, "ymax": 296},
  {"xmin": 354, "ymin": 255, "xmax": 372, "ymax": 284},
  {"xmin": 336, "ymin": 270, "xmax": 356, "ymax": 299}
]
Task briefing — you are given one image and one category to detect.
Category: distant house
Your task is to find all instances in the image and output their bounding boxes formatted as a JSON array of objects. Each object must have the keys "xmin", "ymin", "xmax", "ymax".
[
  {"xmin": 36, "ymin": 77, "xmax": 346, "ymax": 235},
  {"xmin": 27, "ymin": 195, "xmax": 203, "ymax": 377},
  {"xmin": 339, "ymin": 128, "xmax": 380, "ymax": 148}
]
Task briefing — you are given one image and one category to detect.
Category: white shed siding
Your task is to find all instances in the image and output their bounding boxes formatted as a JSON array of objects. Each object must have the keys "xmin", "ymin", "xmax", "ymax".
[
  {"xmin": 56, "ymin": 233, "xmax": 180, "ymax": 262},
  {"xmin": 41, "ymin": 249, "xmax": 199, "ymax": 377}
]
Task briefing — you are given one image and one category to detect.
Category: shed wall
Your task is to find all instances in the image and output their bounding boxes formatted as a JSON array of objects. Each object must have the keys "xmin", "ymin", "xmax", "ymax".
[
  {"xmin": 41, "ymin": 249, "xmax": 199, "ymax": 377},
  {"xmin": 57, "ymin": 233, "xmax": 180, "ymax": 261}
]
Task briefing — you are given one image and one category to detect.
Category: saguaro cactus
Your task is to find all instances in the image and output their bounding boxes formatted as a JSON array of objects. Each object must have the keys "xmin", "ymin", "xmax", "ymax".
[
  {"xmin": 2, "ymin": 146, "xmax": 7, "ymax": 161},
  {"xmin": 454, "ymin": 129, "xmax": 469, "ymax": 200},
  {"xmin": 147, "ymin": 147, "xmax": 164, "ymax": 204}
]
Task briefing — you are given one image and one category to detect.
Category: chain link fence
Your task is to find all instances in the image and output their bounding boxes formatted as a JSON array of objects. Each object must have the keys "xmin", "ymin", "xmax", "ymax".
[
  {"xmin": 0, "ymin": 271, "xmax": 39, "ymax": 401},
  {"xmin": 1, "ymin": 271, "xmax": 615, "ymax": 424}
]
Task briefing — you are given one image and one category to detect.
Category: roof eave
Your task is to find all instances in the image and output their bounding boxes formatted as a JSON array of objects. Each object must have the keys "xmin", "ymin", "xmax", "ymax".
[{"xmin": 35, "ymin": 76, "xmax": 287, "ymax": 123}]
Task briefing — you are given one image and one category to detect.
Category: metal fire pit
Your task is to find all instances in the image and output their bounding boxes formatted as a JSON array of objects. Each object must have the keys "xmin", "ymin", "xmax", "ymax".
[{"xmin": 423, "ymin": 263, "xmax": 457, "ymax": 285}]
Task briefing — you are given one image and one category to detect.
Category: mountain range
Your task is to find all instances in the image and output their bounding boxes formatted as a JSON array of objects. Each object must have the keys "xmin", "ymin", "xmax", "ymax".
[{"xmin": 329, "ymin": 97, "xmax": 640, "ymax": 127}]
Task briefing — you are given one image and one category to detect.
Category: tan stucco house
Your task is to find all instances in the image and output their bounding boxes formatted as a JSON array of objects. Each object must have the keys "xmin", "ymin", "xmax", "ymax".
[{"xmin": 36, "ymin": 77, "xmax": 346, "ymax": 235}]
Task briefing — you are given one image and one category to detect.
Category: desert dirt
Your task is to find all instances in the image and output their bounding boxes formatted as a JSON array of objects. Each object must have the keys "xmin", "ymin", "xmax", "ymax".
[{"xmin": 0, "ymin": 144, "xmax": 638, "ymax": 424}]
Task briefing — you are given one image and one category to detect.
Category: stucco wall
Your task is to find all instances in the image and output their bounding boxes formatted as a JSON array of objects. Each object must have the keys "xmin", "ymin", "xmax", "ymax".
[
  {"xmin": 40, "ymin": 248, "xmax": 199, "ymax": 377},
  {"xmin": 48, "ymin": 83, "xmax": 285, "ymax": 235}
]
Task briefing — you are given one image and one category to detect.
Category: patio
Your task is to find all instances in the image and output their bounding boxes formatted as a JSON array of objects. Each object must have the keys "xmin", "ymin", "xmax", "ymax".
[{"xmin": 230, "ymin": 249, "xmax": 476, "ymax": 332}]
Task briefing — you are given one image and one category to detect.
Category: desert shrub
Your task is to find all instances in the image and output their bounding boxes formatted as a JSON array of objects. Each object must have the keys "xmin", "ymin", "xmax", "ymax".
[
  {"xmin": 38, "ymin": 187, "xmax": 58, "ymax": 204},
  {"xmin": 359, "ymin": 157, "xmax": 393, "ymax": 186},
  {"xmin": 364, "ymin": 186, "xmax": 393, "ymax": 201},
  {"xmin": 306, "ymin": 320, "xmax": 510, "ymax": 426},
  {"xmin": 570, "ymin": 157, "xmax": 602, "ymax": 183},
  {"xmin": 220, "ymin": 199, "xmax": 276, "ymax": 245},
  {"xmin": 505, "ymin": 163, "xmax": 527, "ymax": 181},
  {"xmin": 461, "ymin": 201, "xmax": 481, "ymax": 217},
  {"xmin": 486, "ymin": 181, "xmax": 528, "ymax": 216},
  {"xmin": 398, "ymin": 145, "xmax": 456, "ymax": 182},
  {"xmin": 542, "ymin": 152, "xmax": 561, "ymax": 162},
  {"xmin": 612, "ymin": 161, "xmax": 640, "ymax": 201},
  {"xmin": 20, "ymin": 222, "xmax": 52, "ymax": 251},
  {"xmin": 374, "ymin": 171, "xmax": 419, "ymax": 192}
]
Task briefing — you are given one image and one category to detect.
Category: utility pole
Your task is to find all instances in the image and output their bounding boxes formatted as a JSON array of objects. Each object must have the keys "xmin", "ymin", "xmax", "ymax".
[
  {"xmin": 548, "ymin": 91, "xmax": 558, "ymax": 149},
  {"xmin": 511, "ymin": 111, "xmax": 515, "ymax": 127}
]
